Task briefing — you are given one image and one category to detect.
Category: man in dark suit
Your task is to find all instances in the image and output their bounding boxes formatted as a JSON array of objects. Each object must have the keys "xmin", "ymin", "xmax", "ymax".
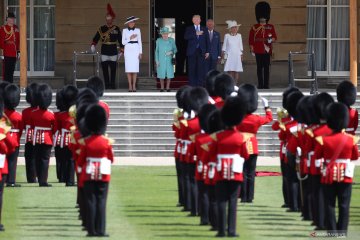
[
  {"xmin": 206, "ymin": 19, "xmax": 221, "ymax": 73},
  {"xmin": 184, "ymin": 15, "xmax": 210, "ymax": 87}
]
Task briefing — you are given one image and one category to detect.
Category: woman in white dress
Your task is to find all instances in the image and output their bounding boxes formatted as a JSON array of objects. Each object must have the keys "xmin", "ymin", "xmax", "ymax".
[
  {"xmin": 122, "ymin": 16, "xmax": 142, "ymax": 92},
  {"xmin": 222, "ymin": 20, "xmax": 243, "ymax": 85}
]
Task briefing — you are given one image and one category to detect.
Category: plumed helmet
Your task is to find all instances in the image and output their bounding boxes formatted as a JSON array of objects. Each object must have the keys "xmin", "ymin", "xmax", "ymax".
[
  {"xmin": 87, "ymin": 76, "xmax": 105, "ymax": 98},
  {"xmin": 205, "ymin": 70, "xmax": 220, "ymax": 97},
  {"xmin": 336, "ymin": 80, "xmax": 357, "ymax": 107},
  {"xmin": 25, "ymin": 82, "xmax": 39, "ymax": 107},
  {"xmin": 62, "ymin": 85, "xmax": 79, "ymax": 111},
  {"xmin": 237, "ymin": 84, "xmax": 258, "ymax": 114},
  {"xmin": 198, "ymin": 104, "xmax": 217, "ymax": 133},
  {"xmin": 314, "ymin": 92, "xmax": 334, "ymax": 121},
  {"xmin": 4, "ymin": 84, "xmax": 20, "ymax": 110},
  {"xmin": 85, "ymin": 104, "xmax": 107, "ymax": 135},
  {"xmin": 326, "ymin": 102, "xmax": 349, "ymax": 132},
  {"xmin": 286, "ymin": 91, "xmax": 304, "ymax": 119},
  {"xmin": 214, "ymin": 73, "xmax": 235, "ymax": 100},
  {"xmin": 221, "ymin": 96, "xmax": 247, "ymax": 127},
  {"xmin": 36, "ymin": 84, "xmax": 52, "ymax": 110},
  {"xmin": 255, "ymin": 1, "xmax": 271, "ymax": 23}
]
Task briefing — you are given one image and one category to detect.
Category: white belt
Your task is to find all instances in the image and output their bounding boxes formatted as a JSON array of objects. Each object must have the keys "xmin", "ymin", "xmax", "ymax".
[
  {"xmin": 33, "ymin": 127, "xmax": 52, "ymax": 145},
  {"xmin": 10, "ymin": 129, "xmax": 20, "ymax": 133},
  {"xmin": 86, "ymin": 157, "xmax": 111, "ymax": 175},
  {"xmin": 346, "ymin": 128, "xmax": 354, "ymax": 132},
  {"xmin": 87, "ymin": 157, "xmax": 108, "ymax": 163},
  {"xmin": 325, "ymin": 158, "xmax": 350, "ymax": 164},
  {"xmin": 181, "ymin": 140, "xmax": 191, "ymax": 155},
  {"xmin": 60, "ymin": 128, "xmax": 70, "ymax": 148},
  {"xmin": 25, "ymin": 125, "xmax": 31, "ymax": 138},
  {"xmin": 217, "ymin": 154, "xmax": 244, "ymax": 173}
]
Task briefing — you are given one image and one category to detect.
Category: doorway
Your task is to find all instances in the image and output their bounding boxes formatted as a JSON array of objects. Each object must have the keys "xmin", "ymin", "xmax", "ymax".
[{"xmin": 150, "ymin": 0, "xmax": 213, "ymax": 83}]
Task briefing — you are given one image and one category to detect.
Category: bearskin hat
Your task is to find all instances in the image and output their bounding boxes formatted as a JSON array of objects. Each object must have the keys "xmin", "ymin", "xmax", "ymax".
[
  {"xmin": 336, "ymin": 80, "xmax": 357, "ymax": 107},
  {"xmin": 208, "ymin": 108, "xmax": 224, "ymax": 134},
  {"xmin": 187, "ymin": 87, "xmax": 209, "ymax": 113},
  {"xmin": 282, "ymin": 86, "xmax": 299, "ymax": 110},
  {"xmin": 25, "ymin": 82, "xmax": 39, "ymax": 107},
  {"xmin": 205, "ymin": 70, "xmax": 220, "ymax": 97},
  {"xmin": 56, "ymin": 89, "xmax": 66, "ymax": 112},
  {"xmin": 237, "ymin": 84, "xmax": 258, "ymax": 114},
  {"xmin": 295, "ymin": 96, "xmax": 313, "ymax": 124},
  {"xmin": 176, "ymin": 85, "xmax": 191, "ymax": 109},
  {"xmin": 4, "ymin": 84, "xmax": 20, "ymax": 110},
  {"xmin": 286, "ymin": 91, "xmax": 304, "ymax": 119},
  {"xmin": 198, "ymin": 104, "xmax": 217, "ymax": 133},
  {"xmin": 314, "ymin": 92, "xmax": 334, "ymax": 121},
  {"xmin": 85, "ymin": 104, "xmax": 107, "ymax": 135},
  {"xmin": 255, "ymin": 1, "xmax": 271, "ymax": 23},
  {"xmin": 307, "ymin": 95, "xmax": 320, "ymax": 124},
  {"xmin": 0, "ymin": 96, "xmax": 4, "ymax": 119},
  {"xmin": 76, "ymin": 104, "xmax": 91, "ymax": 137},
  {"xmin": 0, "ymin": 81, "xmax": 10, "ymax": 99},
  {"xmin": 36, "ymin": 84, "xmax": 52, "ymax": 110},
  {"xmin": 221, "ymin": 96, "xmax": 247, "ymax": 127},
  {"xmin": 76, "ymin": 88, "xmax": 98, "ymax": 108},
  {"xmin": 62, "ymin": 85, "xmax": 79, "ymax": 111},
  {"xmin": 326, "ymin": 102, "xmax": 349, "ymax": 132},
  {"xmin": 214, "ymin": 73, "xmax": 235, "ymax": 100},
  {"xmin": 87, "ymin": 76, "xmax": 105, "ymax": 98}
]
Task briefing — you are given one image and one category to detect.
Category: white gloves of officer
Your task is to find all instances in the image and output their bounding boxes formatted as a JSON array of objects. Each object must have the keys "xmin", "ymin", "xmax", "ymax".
[
  {"xmin": 91, "ymin": 45, "xmax": 96, "ymax": 53},
  {"xmin": 261, "ymin": 97, "xmax": 269, "ymax": 108}
]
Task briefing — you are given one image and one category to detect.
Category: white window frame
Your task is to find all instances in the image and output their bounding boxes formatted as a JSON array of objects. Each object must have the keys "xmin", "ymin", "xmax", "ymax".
[
  {"xmin": 6, "ymin": 0, "xmax": 55, "ymax": 77},
  {"xmin": 306, "ymin": 1, "xmax": 350, "ymax": 77}
]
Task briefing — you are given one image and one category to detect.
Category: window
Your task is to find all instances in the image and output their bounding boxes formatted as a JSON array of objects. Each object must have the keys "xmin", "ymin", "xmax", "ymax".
[
  {"xmin": 6, "ymin": 0, "xmax": 55, "ymax": 76},
  {"xmin": 307, "ymin": 0, "xmax": 349, "ymax": 76}
]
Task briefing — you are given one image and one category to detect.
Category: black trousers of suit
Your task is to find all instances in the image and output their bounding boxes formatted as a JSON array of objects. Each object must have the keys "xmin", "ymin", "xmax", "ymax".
[
  {"xmin": 255, "ymin": 53, "xmax": 271, "ymax": 89},
  {"xmin": 324, "ymin": 182, "xmax": 352, "ymax": 233},
  {"xmin": 175, "ymin": 158, "xmax": 184, "ymax": 205},
  {"xmin": 208, "ymin": 185, "xmax": 218, "ymax": 230},
  {"xmin": 33, "ymin": 144, "xmax": 52, "ymax": 185},
  {"xmin": 3, "ymin": 56, "xmax": 17, "ymax": 83},
  {"xmin": 24, "ymin": 142, "xmax": 37, "ymax": 183},
  {"xmin": 55, "ymin": 146, "xmax": 64, "ymax": 182},
  {"xmin": 286, "ymin": 152, "xmax": 300, "ymax": 211},
  {"xmin": 187, "ymin": 163, "xmax": 198, "ymax": 215},
  {"xmin": 241, "ymin": 154, "xmax": 258, "ymax": 202},
  {"xmin": 311, "ymin": 175, "xmax": 325, "ymax": 229},
  {"xmin": 216, "ymin": 180, "xmax": 241, "ymax": 236},
  {"xmin": 187, "ymin": 49, "xmax": 206, "ymax": 87},
  {"xmin": 101, "ymin": 61, "xmax": 117, "ymax": 89},
  {"xmin": 198, "ymin": 180, "xmax": 209, "ymax": 224},
  {"xmin": 206, "ymin": 58, "xmax": 218, "ymax": 73},
  {"xmin": 84, "ymin": 181, "xmax": 109, "ymax": 236},
  {"xmin": 280, "ymin": 160, "xmax": 289, "ymax": 206},
  {"xmin": 6, "ymin": 147, "xmax": 19, "ymax": 184},
  {"xmin": 61, "ymin": 147, "xmax": 75, "ymax": 185}
]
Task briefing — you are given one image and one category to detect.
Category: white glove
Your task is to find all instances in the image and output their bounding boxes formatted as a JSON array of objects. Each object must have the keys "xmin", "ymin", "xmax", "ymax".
[
  {"xmin": 91, "ymin": 45, "xmax": 96, "ymax": 53},
  {"xmin": 166, "ymin": 51, "xmax": 173, "ymax": 56},
  {"xmin": 267, "ymin": 38, "xmax": 273, "ymax": 44},
  {"xmin": 117, "ymin": 52, "xmax": 123, "ymax": 60},
  {"xmin": 296, "ymin": 147, "xmax": 302, "ymax": 158},
  {"xmin": 261, "ymin": 97, "xmax": 269, "ymax": 108},
  {"xmin": 17, "ymin": 52, "xmax": 20, "ymax": 60}
]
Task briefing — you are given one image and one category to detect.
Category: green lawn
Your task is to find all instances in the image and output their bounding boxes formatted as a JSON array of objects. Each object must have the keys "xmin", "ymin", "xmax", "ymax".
[{"xmin": 1, "ymin": 166, "xmax": 360, "ymax": 239}]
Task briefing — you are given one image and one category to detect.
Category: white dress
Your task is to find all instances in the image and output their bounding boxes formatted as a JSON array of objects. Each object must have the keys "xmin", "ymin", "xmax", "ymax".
[
  {"xmin": 122, "ymin": 28, "xmax": 143, "ymax": 73},
  {"xmin": 222, "ymin": 33, "xmax": 243, "ymax": 72}
]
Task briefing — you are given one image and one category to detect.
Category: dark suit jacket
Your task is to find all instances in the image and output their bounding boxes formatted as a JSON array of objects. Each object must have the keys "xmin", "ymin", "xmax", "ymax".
[
  {"xmin": 184, "ymin": 25, "xmax": 210, "ymax": 56},
  {"xmin": 208, "ymin": 30, "xmax": 221, "ymax": 60}
]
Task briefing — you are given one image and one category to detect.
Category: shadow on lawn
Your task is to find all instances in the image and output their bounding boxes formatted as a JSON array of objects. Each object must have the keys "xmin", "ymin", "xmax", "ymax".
[
  {"xmin": 123, "ymin": 209, "xmax": 177, "ymax": 213},
  {"xmin": 155, "ymin": 233, "xmax": 211, "ymax": 238}
]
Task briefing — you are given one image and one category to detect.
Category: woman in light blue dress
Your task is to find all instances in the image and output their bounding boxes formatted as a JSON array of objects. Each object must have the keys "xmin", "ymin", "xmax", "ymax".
[{"xmin": 155, "ymin": 27, "xmax": 177, "ymax": 92}]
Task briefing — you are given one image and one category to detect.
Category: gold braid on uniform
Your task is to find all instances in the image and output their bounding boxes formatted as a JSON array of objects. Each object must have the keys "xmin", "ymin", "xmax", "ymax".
[
  {"xmin": 4, "ymin": 26, "xmax": 14, "ymax": 41},
  {"xmin": 252, "ymin": 25, "xmax": 265, "ymax": 42},
  {"xmin": 99, "ymin": 26, "xmax": 117, "ymax": 43}
]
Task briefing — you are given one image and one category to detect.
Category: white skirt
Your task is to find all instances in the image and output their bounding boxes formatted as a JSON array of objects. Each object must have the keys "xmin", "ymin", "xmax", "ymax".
[
  {"xmin": 124, "ymin": 43, "xmax": 140, "ymax": 73},
  {"xmin": 224, "ymin": 52, "xmax": 243, "ymax": 72}
]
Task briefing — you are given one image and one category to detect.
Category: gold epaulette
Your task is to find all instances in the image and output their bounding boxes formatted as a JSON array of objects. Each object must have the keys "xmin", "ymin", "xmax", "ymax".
[
  {"xmin": 78, "ymin": 138, "xmax": 86, "ymax": 146},
  {"xmin": 69, "ymin": 105, "xmax": 77, "ymax": 119},
  {"xmin": 173, "ymin": 122, "xmax": 180, "ymax": 129},
  {"xmin": 180, "ymin": 119, "xmax": 188, "ymax": 127},
  {"xmin": 279, "ymin": 123, "xmax": 286, "ymax": 131},
  {"xmin": 76, "ymin": 149, "xmax": 81, "ymax": 155},
  {"xmin": 210, "ymin": 133, "xmax": 217, "ymax": 141},
  {"xmin": 345, "ymin": 133, "xmax": 360, "ymax": 145},
  {"xmin": 0, "ymin": 133, "xmax": 6, "ymax": 141},
  {"xmin": 201, "ymin": 143, "xmax": 209, "ymax": 152},
  {"xmin": 189, "ymin": 134, "xmax": 197, "ymax": 143},
  {"xmin": 306, "ymin": 129, "xmax": 314, "ymax": 138},
  {"xmin": 70, "ymin": 125, "xmax": 77, "ymax": 132},
  {"xmin": 315, "ymin": 136, "xmax": 323, "ymax": 146},
  {"xmin": 105, "ymin": 136, "xmax": 115, "ymax": 145},
  {"xmin": 242, "ymin": 132, "xmax": 255, "ymax": 142}
]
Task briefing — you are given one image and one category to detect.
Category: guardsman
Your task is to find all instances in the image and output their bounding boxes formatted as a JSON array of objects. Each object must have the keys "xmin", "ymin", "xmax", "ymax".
[
  {"xmin": 213, "ymin": 73, "xmax": 236, "ymax": 108},
  {"xmin": 54, "ymin": 89, "xmax": 66, "ymax": 182},
  {"xmin": 22, "ymin": 83, "xmax": 39, "ymax": 183},
  {"xmin": 314, "ymin": 103, "xmax": 358, "ymax": 235},
  {"xmin": 86, "ymin": 76, "xmax": 110, "ymax": 120},
  {"xmin": 0, "ymin": 12, "xmax": 19, "ymax": 83},
  {"xmin": 212, "ymin": 96, "xmax": 250, "ymax": 237},
  {"xmin": 249, "ymin": 2, "xmax": 277, "ymax": 89},
  {"xmin": 3, "ymin": 84, "xmax": 22, "ymax": 187},
  {"xmin": 236, "ymin": 84, "xmax": 272, "ymax": 203},
  {"xmin": 205, "ymin": 70, "xmax": 222, "ymax": 105},
  {"xmin": 31, "ymin": 84, "xmax": 55, "ymax": 187},
  {"xmin": 78, "ymin": 104, "xmax": 114, "ymax": 237},
  {"xmin": 91, "ymin": 4, "xmax": 123, "ymax": 89},
  {"xmin": 336, "ymin": 81, "xmax": 358, "ymax": 135}
]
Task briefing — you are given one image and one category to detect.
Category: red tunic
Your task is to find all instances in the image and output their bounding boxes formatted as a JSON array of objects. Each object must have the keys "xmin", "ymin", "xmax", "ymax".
[
  {"xmin": 210, "ymin": 128, "xmax": 249, "ymax": 182},
  {"xmin": 346, "ymin": 107, "xmax": 358, "ymax": 135},
  {"xmin": 172, "ymin": 108, "xmax": 183, "ymax": 159},
  {"xmin": 184, "ymin": 117, "xmax": 201, "ymax": 164},
  {"xmin": 215, "ymin": 99, "xmax": 225, "ymax": 109},
  {"xmin": 31, "ymin": 109, "xmax": 56, "ymax": 146},
  {"xmin": 249, "ymin": 23, "xmax": 277, "ymax": 54},
  {"xmin": 0, "ymin": 24, "xmax": 20, "ymax": 57},
  {"xmin": 209, "ymin": 96, "xmax": 223, "ymax": 105},
  {"xmin": 271, "ymin": 116, "xmax": 292, "ymax": 161},
  {"xmin": 203, "ymin": 139, "xmax": 218, "ymax": 185},
  {"xmin": 57, "ymin": 111, "xmax": 75, "ymax": 148},
  {"xmin": 194, "ymin": 133, "xmax": 212, "ymax": 181},
  {"xmin": 314, "ymin": 132, "xmax": 358, "ymax": 184},
  {"xmin": 4, "ymin": 108, "xmax": 23, "ymax": 148},
  {"xmin": 99, "ymin": 100, "xmax": 110, "ymax": 120},
  {"xmin": 77, "ymin": 135, "xmax": 114, "ymax": 182},
  {"xmin": 22, "ymin": 107, "xmax": 37, "ymax": 143},
  {"xmin": 236, "ymin": 109, "xmax": 273, "ymax": 155},
  {"xmin": 0, "ymin": 126, "xmax": 10, "ymax": 179}
]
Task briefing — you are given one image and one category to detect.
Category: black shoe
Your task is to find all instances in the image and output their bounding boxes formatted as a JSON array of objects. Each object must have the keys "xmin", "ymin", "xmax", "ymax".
[
  {"xmin": 286, "ymin": 208, "xmax": 299, "ymax": 212},
  {"xmin": 176, "ymin": 203, "xmax": 183, "ymax": 207},
  {"xmin": 246, "ymin": 200, "xmax": 253, "ymax": 203},
  {"xmin": 39, "ymin": 183, "xmax": 52, "ymax": 187},
  {"xmin": 216, "ymin": 232, "xmax": 226, "ymax": 238},
  {"xmin": 240, "ymin": 200, "xmax": 246, "ymax": 203},
  {"xmin": 166, "ymin": 89, "xmax": 171, "ymax": 92},
  {"xmin": 187, "ymin": 213, "xmax": 196, "ymax": 217},
  {"xmin": 314, "ymin": 226, "xmax": 326, "ymax": 231},
  {"xmin": 181, "ymin": 208, "xmax": 190, "ymax": 212},
  {"xmin": 228, "ymin": 233, "xmax": 240, "ymax": 238},
  {"xmin": 97, "ymin": 233, "xmax": 110, "ymax": 237},
  {"xmin": 160, "ymin": 89, "xmax": 165, "ymax": 92},
  {"xmin": 210, "ymin": 227, "xmax": 218, "ymax": 231},
  {"xmin": 200, "ymin": 222, "xmax": 209, "ymax": 226},
  {"xmin": 0, "ymin": 224, "xmax": 4, "ymax": 231},
  {"xmin": 86, "ymin": 233, "xmax": 97, "ymax": 237},
  {"xmin": 66, "ymin": 183, "xmax": 75, "ymax": 187},
  {"xmin": 281, "ymin": 204, "xmax": 288, "ymax": 208}
]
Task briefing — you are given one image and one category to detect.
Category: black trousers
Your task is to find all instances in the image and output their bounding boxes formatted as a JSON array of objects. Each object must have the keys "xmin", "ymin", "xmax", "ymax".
[
  {"xmin": 33, "ymin": 144, "xmax": 52, "ymax": 185},
  {"xmin": 255, "ymin": 53, "xmax": 271, "ymax": 89},
  {"xmin": 24, "ymin": 142, "xmax": 37, "ymax": 183},
  {"xmin": 311, "ymin": 175, "xmax": 325, "ymax": 229},
  {"xmin": 216, "ymin": 181, "xmax": 241, "ymax": 236},
  {"xmin": 324, "ymin": 182, "xmax": 352, "ymax": 232},
  {"xmin": 180, "ymin": 161, "xmax": 190, "ymax": 211},
  {"xmin": 175, "ymin": 158, "xmax": 184, "ymax": 205},
  {"xmin": 78, "ymin": 187, "xmax": 87, "ymax": 228},
  {"xmin": 101, "ymin": 61, "xmax": 117, "ymax": 89},
  {"xmin": 3, "ymin": 56, "xmax": 17, "ymax": 83},
  {"xmin": 188, "ymin": 163, "xmax": 198, "ymax": 215},
  {"xmin": 208, "ymin": 185, "xmax": 218, "ymax": 230},
  {"xmin": 62, "ymin": 147, "xmax": 75, "ymax": 185},
  {"xmin": 286, "ymin": 152, "xmax": 300, "ymax": 211},
  {"xmin": 84, "ymin": 181, "xmax": 109, "ymax": 236},
  {"xmin": 6, "ymin": 147, "xmax": 19, "ymax": 184},
  {"xmin": 0, "ymin": 174, "xmax": 5, "ymax": 224},
  {"xmin": 55, "ymin": 146, "xmax": 64, "ymax": 182},
  {"xmin": 280, "ymin": 160, "xmax": 289, "ymax": 206},
  {"xmin": 241, "ymin": 154, "xmax": 258, "ymax": 202},
  {"xmin": 301, "ymin": 176, "xmax": 312, "ymax": 220},
  {"xmin": 198, "ymin": 180, "xmax": 209, "ymax": 224}
]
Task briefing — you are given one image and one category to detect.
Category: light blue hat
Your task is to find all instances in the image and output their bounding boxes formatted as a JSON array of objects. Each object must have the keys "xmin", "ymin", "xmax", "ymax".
[{"xmin": 160, "ymin": 27, "xmax": 171, "ymax": 34}]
